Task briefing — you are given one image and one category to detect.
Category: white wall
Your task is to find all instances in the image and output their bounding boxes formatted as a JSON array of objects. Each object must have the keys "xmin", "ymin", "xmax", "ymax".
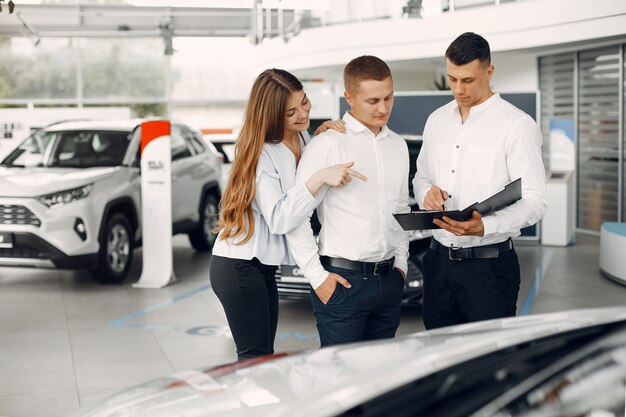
[
  {"xmin": 255, "ymin": 0, "xmax": 626, "ymax": 74},
  {"xmin": 392, "ymin": 54, "xmax": 539, "ymax": 93},
  {"xmin": 170, "ymin": 105, "xmax": 246, "ymax": 133},
  {"xmin": 491, "ymin": 52, "xmax": 538, "ymax": 92}
]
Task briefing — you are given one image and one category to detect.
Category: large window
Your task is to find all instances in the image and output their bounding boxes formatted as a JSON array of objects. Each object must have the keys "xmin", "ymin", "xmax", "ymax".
[
  {"xmin": 0, "ymin": 36, "xmax": 249, "ymax": 120},
  {"xmin": 578, "ymin": 46, "xmax": 621, "ymax": 231},
  {"xmin": 539, "ymin": 52, "xmax": 575, "ymax": 171},
  {"xmin": 80, "ymin": 38, "xmax": 167, "ymax": 100},
  {"xmin": 540, "ymin": 42, "xmax": 626, "ymax": 232},
  {"xmin": 0, "ymin": 37, "xmax": 77, "ymax": 99}
]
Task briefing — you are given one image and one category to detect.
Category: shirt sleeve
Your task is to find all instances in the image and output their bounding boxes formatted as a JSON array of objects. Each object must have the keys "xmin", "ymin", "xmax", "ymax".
[
  {"xmin": 285, "ymin": 137, "xmax": 335, "ymax": 290},
  {"xmin": 413, "ymin": 116, "xmax": 435, "ymax": 208},
  {"xmin": 482, "ymin": 116, "xmax": 548, "ymax": 236},
  {"xmin": 393, "ymin": 142, "xmax": 411, "ymax": 276},
  {"xmin": 254, "ymin": 149, "xmax": 318, "ymax": 235}
]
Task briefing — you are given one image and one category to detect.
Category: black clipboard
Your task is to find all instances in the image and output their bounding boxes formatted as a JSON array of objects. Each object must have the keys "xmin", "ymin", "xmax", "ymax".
[{"xmin": 394, "ymin": 178, "xmax": 522, "ymax": 231}]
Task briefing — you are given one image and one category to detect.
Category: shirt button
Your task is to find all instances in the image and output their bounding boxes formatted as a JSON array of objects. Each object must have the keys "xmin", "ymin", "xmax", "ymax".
[
  {"xmin": 456, "ymin": 145, "xmax": 460, "ymax": 149},
  {"xmin": 451, "ymin": 170, "xmax": 455, "ymax": 173}
]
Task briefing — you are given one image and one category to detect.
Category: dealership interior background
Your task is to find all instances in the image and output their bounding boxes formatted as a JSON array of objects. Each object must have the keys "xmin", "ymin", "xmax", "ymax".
[{"xmin": 1, "ymin": 0, "xmax": 626, "ymax": 416}]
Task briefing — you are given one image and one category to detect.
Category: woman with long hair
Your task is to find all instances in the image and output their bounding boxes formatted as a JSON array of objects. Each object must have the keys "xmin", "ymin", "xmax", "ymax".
[{"xmin": 209, "ymin": 69, "xmax": 365, "ymax": 360}]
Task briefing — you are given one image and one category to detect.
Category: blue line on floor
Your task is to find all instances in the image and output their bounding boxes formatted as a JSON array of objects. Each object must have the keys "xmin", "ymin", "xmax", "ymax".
[
  {"xmin": 276, "ymin": 331, "xmax": 319, "ymax": 342},
  {"xmin": 519, "ymin": 249, "xmax": 553, "ymax": 316},
  {"xmin": 109, "ymin": 283, "xmax": 211, "ymax": 328}
]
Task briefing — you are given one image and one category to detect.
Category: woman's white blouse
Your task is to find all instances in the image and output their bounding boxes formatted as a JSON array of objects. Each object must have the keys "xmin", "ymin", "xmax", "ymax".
[{"xmin": 211, "ymin": 139, "xmax": 317, "ymax": 266}]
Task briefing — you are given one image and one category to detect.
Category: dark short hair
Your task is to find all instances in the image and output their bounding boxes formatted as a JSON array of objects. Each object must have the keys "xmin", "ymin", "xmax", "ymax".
[
  {"xmin": 343, "ymin": 55, "xmax": 392, "ymax": 93},
  {"xmin": 445, "ymin": 32, "xmax": 491, "ymax": 66}
]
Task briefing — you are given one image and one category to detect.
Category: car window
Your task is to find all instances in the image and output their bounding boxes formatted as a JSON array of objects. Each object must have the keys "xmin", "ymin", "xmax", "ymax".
[
  {"xmin": 1, "ymin": 129, "xmax": 131, "ymax": 168},
  {"xmin": 485, "ymin": 324, "xmax": 626, "ymax": 417},
  {"xmin": 171, "ymin": 126, "xmax": 193, "ymax": 161},
  {"xmin": 335, "ymin": 324, "xmax": 617, "ymax": 417},
  {"xmin": 179, "ymin": 127, "xmax": 198, "ymax": 156},
  {"xmin": 213, "ymin": 142, "xmax": 236, "ymax": 164},
  {"xmin": 51, "ymin": 131, "xmax": 131, "ymax": 168},
  {"xmin": 1, "ymin": 130, "xmax": 54, "ymax": 167},
  {"xmin": 187, "ymin": 131, "xmax": 206, "ymax": 155}
]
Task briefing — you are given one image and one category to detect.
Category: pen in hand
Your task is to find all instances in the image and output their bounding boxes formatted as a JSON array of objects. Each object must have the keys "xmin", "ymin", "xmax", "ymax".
[
  {"xmin": 424, "ymin": 185, "xmax": 449, "ymax": 211},
  {"xmin": 439, "ymin": 188, "xmax": 448, "ymax": 211}
]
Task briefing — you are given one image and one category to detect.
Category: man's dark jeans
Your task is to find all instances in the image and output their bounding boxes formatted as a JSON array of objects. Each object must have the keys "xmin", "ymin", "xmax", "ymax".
[{"xmin": 311, "ymin": 263, "xmax": 405, "ymax": 347}]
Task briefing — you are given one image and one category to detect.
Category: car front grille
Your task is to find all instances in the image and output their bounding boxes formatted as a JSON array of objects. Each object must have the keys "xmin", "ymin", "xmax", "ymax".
[
  {"xmin": 275, "ymin": 266, "xmax": 311, "ymax": 299},
  {"xmin": 0, "ymin": 205, "xmax": 41, "ymax": 227},
  {"xmin": 0, "ymin": 248, "xmax": 44, "ymax": 259}
]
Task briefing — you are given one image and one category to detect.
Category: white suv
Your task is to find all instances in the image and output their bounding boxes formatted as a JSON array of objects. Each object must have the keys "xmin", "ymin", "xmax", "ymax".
[{"xmin": 0, "ymin": 119, "xmax": 222, "ymax": 283}]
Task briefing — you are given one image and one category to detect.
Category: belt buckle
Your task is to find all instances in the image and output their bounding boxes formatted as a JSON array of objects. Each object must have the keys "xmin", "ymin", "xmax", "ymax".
[
  {"xmin": 448, "ymin": 247, "xmax": 463, "ymax": 261},
  {"xmin": 373, "ymin": 261, "xmax": 391, "ymax": 276}
]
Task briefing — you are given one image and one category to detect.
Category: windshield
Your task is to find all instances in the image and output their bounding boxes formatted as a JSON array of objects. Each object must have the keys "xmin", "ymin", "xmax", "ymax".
[
  {"xmin": 489, "ymin": 325, "xmax": 626, "ymax": 417},
  {"xmin": 1, "ymin": 129, "xmax": 131, "ymax": 168},
  {"xmin": 337, "ymin": 323, "xmax": 626, "ymax": 417}
]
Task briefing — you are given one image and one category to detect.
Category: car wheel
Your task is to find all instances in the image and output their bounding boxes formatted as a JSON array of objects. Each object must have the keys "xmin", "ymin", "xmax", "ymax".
[
  {"xmin": 188, "ymin": 192, "xmax": 219, "ymax": 252},
  {"xmin": 90, "ymin": 213, "xmax": 134, "ymax": 284}
]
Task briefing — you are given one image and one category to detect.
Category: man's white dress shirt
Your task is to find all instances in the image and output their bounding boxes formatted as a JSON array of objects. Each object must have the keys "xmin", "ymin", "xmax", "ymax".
[
  {"xmin": 212, "ymin": 136, "xmax": 317, "ymax": 266},
  {"xmin": 287, "ymin": 112, "xmax": 410, "ymax": 290},
  {"xmin": 413, "ymin": 93, "xmax": 547, "ymax": 248}
]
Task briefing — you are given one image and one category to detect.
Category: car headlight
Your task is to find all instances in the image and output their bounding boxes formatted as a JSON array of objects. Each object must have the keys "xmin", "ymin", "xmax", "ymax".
[
  {"xmin": 37, "ymin": 184, "xmax": 93, "ymax": 208},
  {"xmin": 406, "ymin": 279, "xmax": 422, "ymax": 288}
]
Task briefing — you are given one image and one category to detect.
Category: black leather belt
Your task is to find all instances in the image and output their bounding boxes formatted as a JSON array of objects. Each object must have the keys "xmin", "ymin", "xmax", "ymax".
[
  {"xmin": 430, "ymin": 238, "xmax": 513, "ymax": 261},
  {"xmin": 320, "ymin": 256, "xmax": 395, "ymax": 276}
]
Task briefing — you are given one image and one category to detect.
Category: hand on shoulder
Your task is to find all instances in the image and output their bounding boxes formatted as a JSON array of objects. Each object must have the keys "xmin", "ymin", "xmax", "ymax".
[{"xmin": 314, "ymin": 119, "xmax": 347, "ymax": 136}]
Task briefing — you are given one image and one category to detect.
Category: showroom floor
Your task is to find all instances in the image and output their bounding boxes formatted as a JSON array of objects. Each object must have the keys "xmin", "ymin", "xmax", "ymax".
[{"xmin": 0, "ymin": 233, "xmax": 624, "ymax": 417}]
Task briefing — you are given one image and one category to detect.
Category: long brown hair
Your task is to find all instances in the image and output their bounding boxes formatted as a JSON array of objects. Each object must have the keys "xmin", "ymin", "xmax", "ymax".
[{"xmin": 214, "ymin": 68, "xmax": 304, "ymax": 244}]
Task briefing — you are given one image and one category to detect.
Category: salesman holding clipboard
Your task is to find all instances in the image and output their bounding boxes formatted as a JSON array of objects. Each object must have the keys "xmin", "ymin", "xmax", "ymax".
[{"xmin": 413, "ymin": 32, "xmax": 547, "ymax": 330}]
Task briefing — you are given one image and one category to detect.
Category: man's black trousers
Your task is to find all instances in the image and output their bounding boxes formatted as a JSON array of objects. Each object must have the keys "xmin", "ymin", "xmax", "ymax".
[{"xmin": 422, "ymin": 240, "xmax": 521, "ymax": 330}]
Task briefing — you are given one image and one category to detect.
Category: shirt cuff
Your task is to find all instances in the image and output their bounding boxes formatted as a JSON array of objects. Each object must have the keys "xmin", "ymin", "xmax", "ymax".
[
  {"xmin": 393, "ymin": 256, "xmax": 408, "ymax": 278},
  {"xmin": 482, "ymin": 215, "xmax": 497, "ymax": 237},
  {"xmin": 417, "ymin": 189, "xmax": 429, "ymax": 209},
  {"xmin": 308, "ymin": 269, "xmax": 330, "ymax": 290},
  {"xmin": 294, "ymin": 183, "xmax": 318, "ymax": 214}
]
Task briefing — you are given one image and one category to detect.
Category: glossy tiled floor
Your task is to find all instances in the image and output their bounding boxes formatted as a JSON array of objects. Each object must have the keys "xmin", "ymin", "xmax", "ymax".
[{"xmin": 0, "ymin": 233, "xmax": 624, "ymax": 417}]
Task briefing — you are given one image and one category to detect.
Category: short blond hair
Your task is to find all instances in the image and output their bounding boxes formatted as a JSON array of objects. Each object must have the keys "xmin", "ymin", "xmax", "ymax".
[{"xmin": 344, "ymin": 55, "xmax": 392, "ymax": 93}]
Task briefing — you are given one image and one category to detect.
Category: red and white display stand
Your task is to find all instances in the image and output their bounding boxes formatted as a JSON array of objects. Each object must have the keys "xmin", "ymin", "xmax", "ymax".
[{"xmin": 133, "ymin": 120, "xmax": 177, "ymax": 289}]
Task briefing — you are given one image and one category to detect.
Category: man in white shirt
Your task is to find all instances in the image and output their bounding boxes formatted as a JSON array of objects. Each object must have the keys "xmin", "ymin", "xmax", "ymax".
[
  {"xmin": 413, "ymin": 32, "xmax": 547, "ymax": 330},
  {"xmin": 287, "ymin": 55, "xmax": 410, "ymax": 347}
]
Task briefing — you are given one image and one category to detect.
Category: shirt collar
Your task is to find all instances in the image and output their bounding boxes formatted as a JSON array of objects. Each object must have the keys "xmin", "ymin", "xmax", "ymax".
[
  {"xmin": 451, "ymin": 92, "xmax": 501, "ymax": 116},
  {"xmin": 342, "ymin": 111, "xmax": 391, "ymax": 140}
]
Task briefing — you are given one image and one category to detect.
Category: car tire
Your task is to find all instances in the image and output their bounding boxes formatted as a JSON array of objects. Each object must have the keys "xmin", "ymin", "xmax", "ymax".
[
  {"xmin": 90, "ymin": 213, "xmax": 134, "ymax": 284},
  {"xmin": 188, "ymin": 192, "xmax": 219, "ymax": 252}
]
